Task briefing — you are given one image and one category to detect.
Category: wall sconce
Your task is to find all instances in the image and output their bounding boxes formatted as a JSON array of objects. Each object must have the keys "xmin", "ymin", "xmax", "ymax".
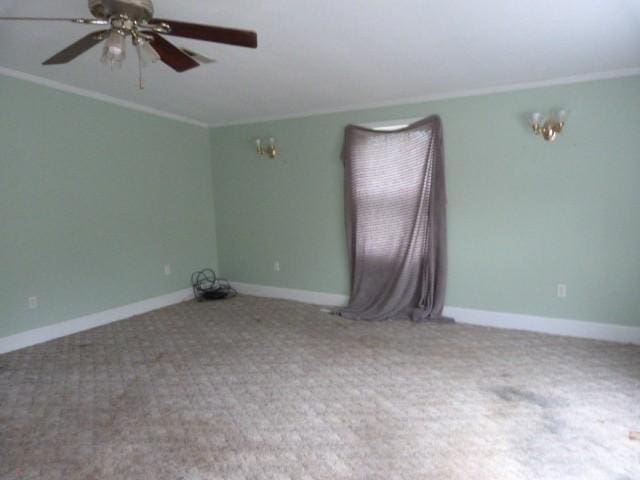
[
  {"xmin": 529, "ymin": 109, "xmax": 568, "ymax": 142},
  {"xmin": 256, "ymin": 137, "xmax": 278, "ymax": 158}
]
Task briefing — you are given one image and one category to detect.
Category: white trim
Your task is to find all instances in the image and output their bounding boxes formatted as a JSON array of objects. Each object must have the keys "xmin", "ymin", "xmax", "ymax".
[
  {"xmin": 3, "ymin": 65, "xmax": 637, "ymax": 130},
  {"xmin": 3, "ymin": 283, "xmax": 637, "ymax": 354},
  {"xmin": 443, "ymin": 306, "xmax": 640, "ymax": 345},
  {"xmin": 0, "ymin": 67, "xmax": 208, "ymax": 128},
  {"xmin": 232, "ymin": 282, "xmax": 349, "ymax": 307},
  {"xmin": 208, "ymin": 67, "xmax": 640, "ymax": 128},
  {"xmin": 0, "ymin": 288, "xmax": 193, "ymax": 354},
  {"xmin": 231, "ymin": 282, "xmax": 640, "ymax": 345}
]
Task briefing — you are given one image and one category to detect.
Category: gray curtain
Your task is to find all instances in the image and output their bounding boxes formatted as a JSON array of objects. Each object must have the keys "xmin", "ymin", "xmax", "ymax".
[{"xmin": 335, "ymin": 115, "xmax": 451, "ymax": 322}]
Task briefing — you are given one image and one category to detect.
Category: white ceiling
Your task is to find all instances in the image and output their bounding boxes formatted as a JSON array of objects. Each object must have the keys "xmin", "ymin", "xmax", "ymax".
[{"xmin": 1, "ymin": 0, "xmax": 639, "ymax": 126}]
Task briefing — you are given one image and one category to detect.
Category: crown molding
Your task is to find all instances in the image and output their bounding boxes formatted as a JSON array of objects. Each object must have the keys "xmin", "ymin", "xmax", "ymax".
[
  {"xmin": 208, "ymin": 67, "xmax": 640, "ymax": 128},
  {"xmin": 2, "ymin": 65, "xmax": 638, "ymax": 130},
  {"xmin": 0, "ymin": 66, "xmax": 208, "ymax": 128}
]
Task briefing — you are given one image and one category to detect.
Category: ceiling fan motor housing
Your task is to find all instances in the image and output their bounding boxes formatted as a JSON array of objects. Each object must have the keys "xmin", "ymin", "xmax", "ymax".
[{"xmin": 89, "ymin": 0, "xmax": 154, "ymax": 22}]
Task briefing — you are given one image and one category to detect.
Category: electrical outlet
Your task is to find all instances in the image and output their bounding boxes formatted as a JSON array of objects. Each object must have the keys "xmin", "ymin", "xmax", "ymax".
[
  {"xmin": 164, "ymin": 264, "xmax": 172, "ymax": 276},
  {"xmin": 28, "ymin": 296, "xmax": 38, "ymax": 309},
  {"xmin": 557, "ymin": 284, "xmax": 567, "ymax": 298},
  {"xmin": 274, "ymin": 261, "xmax": 280, "ymax": 272}
]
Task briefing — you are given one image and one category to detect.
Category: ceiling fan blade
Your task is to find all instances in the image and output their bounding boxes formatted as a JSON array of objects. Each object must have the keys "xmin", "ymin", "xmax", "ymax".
[
  {"xmin": 42, "ymin": 30, "xmax": 108, "ymax": 65},
  {"xmin": 149, "ymin": 19, "xmax": 257, "ymax": 48},
  {"xmin": 146, "ymin": 32, "xmax": 200, "ymax": 72},
  {"xmin": 181, "ymin": 48, "xmax": 215, "ymax": 64},
  {"xmin": 0, "ymin": 17, "xmax": 108, "ymax": 25}
]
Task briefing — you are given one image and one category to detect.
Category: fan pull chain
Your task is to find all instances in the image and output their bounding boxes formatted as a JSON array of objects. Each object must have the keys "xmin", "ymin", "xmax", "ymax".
[{"xmin": 136, "ymin": 43, "xmax": 145, "ymax": 90}]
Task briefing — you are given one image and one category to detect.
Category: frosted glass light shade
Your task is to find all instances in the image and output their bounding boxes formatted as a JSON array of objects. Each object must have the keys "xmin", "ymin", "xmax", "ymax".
[
  {"xmin": 101, "ymin": 30, "xmax": 127, "ymax": 68},
  {"xmin": 136, "ymin": 40, "xmax": 160, "ymax": 67}
]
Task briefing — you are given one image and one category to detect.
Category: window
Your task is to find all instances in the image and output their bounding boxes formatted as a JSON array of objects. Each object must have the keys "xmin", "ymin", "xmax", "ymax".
[{"xmin": 359, "ymin": 117, "xmax": 422, "ymax": 131}]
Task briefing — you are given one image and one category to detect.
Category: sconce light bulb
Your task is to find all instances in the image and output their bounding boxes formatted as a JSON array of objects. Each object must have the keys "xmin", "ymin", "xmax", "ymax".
[
  {"xmin": 556, "ymin": 109, "xmax": 568, "ymax": 124},
  {"xmin": 530, "ymin": 112, "xmax": 543, "ymax": 126}
]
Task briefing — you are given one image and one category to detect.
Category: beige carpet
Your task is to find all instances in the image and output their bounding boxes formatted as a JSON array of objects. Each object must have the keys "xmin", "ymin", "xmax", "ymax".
[{"xmin": 1, "ymin": 295, "xmax": 639, "ymax": 479}]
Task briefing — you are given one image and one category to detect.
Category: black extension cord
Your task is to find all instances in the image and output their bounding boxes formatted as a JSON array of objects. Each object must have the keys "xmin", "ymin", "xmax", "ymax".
[{"xmin": 190, "ymin": 268, "xmax": 237, "ymax": 302}]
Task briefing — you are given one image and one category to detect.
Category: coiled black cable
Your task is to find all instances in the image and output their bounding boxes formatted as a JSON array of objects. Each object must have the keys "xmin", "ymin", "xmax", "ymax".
[{"xmin": 191, "ymin": 268, "xmax": 237, "ymax": 302}]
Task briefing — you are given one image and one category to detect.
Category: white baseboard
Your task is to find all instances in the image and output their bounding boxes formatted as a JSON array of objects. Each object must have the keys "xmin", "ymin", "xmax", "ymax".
[
  {"xmin": 232, "ymin": 282, "xmax": 640, "ymax": 345},
  {"xmin": 3, "ymin": 283, "xmax": 637, "ymax": 354},
  {"xmin": 443, "ymin": 306, "xmax": 640, "ymax": 345},
  {"xmin": 0, "ymin": 289, "xmax": 194, "ymax": 354},
  {"xmin": 232, "ymin": 282, "xmax": 350, "ymax": 307}
]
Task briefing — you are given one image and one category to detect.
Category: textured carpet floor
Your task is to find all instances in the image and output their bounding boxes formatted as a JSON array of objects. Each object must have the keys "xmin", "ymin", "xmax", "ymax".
[{"xmin": 1, "ymin": 296, "xmax": 639, "ymax": 479}]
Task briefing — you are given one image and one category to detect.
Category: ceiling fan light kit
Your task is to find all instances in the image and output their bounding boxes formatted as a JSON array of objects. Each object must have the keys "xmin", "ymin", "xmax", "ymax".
[{"xmin": 0, "ymin": 0, "xmax": 258, "ymax": 89}]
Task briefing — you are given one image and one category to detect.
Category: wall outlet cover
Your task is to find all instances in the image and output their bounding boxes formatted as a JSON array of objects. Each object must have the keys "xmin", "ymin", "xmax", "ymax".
[
  {"xmin": 557, "ymin": 284, "xmax": 567, "ymax": 298},
  {"xmin": 28, "ymin": 296, "xmax": 38, "ymax": 309}
]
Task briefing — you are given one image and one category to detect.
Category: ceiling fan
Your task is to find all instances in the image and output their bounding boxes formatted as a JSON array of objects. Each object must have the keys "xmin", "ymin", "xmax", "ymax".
[{"xmin": 0, "ymin": 0, "xmax": 257, "ymax": 87}]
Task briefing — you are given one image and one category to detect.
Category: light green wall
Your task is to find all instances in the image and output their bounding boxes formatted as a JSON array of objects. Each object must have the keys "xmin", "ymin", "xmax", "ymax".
[
  {"xmin": 0, "ymin": 75, "xmax": 217, "ymax": 338},
  {"xmin": 2, "ymin": 74, "xmax": 637, "ymax": 340},
  {"xmin": 210, "ymin": 76, "xmax": 640, "ymax": 327}
]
